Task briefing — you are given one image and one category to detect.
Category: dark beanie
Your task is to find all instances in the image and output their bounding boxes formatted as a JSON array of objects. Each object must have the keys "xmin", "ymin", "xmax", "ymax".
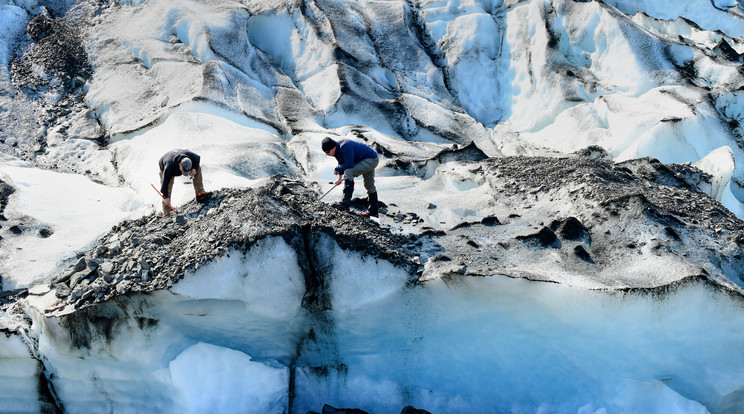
[{"xmin": 321, "ymin": 137, "xmax": 336, "ymax": 153}]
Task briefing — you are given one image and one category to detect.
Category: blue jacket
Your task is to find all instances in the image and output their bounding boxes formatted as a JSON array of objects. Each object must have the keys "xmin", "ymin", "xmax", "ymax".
[
  {"xmin": 333, "ymin": 139, "xmax": 378, "ymax": 175},
  {"xmin": 159, "ymin": 149, "xmax": 200, "ymax": 198}
]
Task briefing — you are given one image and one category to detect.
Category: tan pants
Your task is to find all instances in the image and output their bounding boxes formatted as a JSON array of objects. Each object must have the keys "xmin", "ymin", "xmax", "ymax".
[{"xmin": 159, "ymin": 167, "xmax": 205, "ymax": 217}]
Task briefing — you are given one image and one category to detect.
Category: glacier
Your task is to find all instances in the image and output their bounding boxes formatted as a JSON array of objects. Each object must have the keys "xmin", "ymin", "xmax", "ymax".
[{"xmin": 1, "ymin": 0, "xmax": 744, "ymax": 412}]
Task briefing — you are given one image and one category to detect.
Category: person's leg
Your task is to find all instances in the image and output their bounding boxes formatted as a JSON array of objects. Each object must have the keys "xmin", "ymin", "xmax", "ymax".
[
  {"xmin": 348, "ymin": 157, "xmax": 379, "ymax": 216},
  {"xmin": 343, "ymin": 157, "xmax": 378, "ymax": 182},
  {"xmin": 360, "ymin": 157, "xmax": 379, "ymax": 195},
  {"xmin": 192, "ymin": 167, "xmax": 205, "ymax": 195},
  {"xmin": 159, "ymin": 171, "xmax": 175, "ymax": 217},
  {"xmin": 334, "ymin": 178, "xmax": 354, "ymax": 209},
  {"xmin": 338, "ymin": 157, "xmax": 378, "ymax": 211}
]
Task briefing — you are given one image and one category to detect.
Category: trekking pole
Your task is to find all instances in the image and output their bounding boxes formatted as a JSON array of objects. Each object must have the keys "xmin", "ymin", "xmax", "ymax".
[
  {"xmin": 318, "ymin": 183, "xmax": 339, "ymax": 200},
  {"xmin": 151, "ymin": 184, "xmax": 177, "ymax": 213}
]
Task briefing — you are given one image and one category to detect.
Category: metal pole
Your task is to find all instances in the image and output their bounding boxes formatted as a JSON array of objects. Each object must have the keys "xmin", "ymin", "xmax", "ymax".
[
  {"xmin": 151, "ymin": 183, "xmax": 177, "ymax": 212},
  {"xmin": 319, "ymin": 183, "xmax": 339, "ymax": 200}
]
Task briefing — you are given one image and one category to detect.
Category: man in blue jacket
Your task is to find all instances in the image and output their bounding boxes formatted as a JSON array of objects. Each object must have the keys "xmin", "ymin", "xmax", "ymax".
[
  {"xmin": 322, "ymin": 136, "xmax": 380, "ymax": 217},
  {"xmin": 158, "ymin": 149, "xmax": 208, "ymax": 217}
]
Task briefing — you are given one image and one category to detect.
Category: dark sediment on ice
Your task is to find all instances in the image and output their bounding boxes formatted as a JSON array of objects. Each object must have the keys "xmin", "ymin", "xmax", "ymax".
[
  {"xmin": 41, "ymin": 176, "xmax": 424, "ymax": 315},
  {"xmin": 16, "ymin": 152, "xmax": 744, "ymax": 316}
]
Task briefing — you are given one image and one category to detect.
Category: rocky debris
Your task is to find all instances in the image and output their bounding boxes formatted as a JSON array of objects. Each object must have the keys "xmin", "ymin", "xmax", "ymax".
[
  {"xmin": 316, "ymin": 405, "xmax": 368, "ymax": 414},
  {"xmin": 376, "ymin": 141, "xmax": 489, "ymax": 179},
  {"xmin": 2, "ymin": 5, "xmax": 103, "ymax": 163},
  {"xmin": 28, "ymin": 153, "xmax": 744, "ymax": 315},
  {"xmin": 0, "ymin": 179, "xmax": 14, "ymax": 255},
  {"xmin": 423, "ymin": 154, "xmax": 744, "ymax": 292},
  {"xmin": 0, "ymin": 179, "xmax": 14, "ymax": 228},
  {"xmin": 12, "ymin": 7, "xmax": 92, "ymax": 106},
  {"xmin": 42, "ymin": 175, "xmax": 424, "ymax": 314},
  {"xmin": 309, "ymin": 404, "xmax": 431, "ymax": 414}
]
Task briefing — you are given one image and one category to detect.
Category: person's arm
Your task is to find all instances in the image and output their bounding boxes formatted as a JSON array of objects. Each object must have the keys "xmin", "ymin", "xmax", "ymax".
[
  {"xmin": 335, "ymin": 144, "xmax": 356, "ymax": 175},
  {"xmin": 160, "ymin": 164, "xmax": 175, "ymax": 198}
]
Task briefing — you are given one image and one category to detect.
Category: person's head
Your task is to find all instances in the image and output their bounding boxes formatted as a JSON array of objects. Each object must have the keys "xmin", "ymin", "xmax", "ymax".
[
  {"xmin": 180, "ymin": 158, "xmax": 193, "ymax": 176},
  {"xmin": 322, "ymin": 137, "xmax": 337, "ymax": 156}
]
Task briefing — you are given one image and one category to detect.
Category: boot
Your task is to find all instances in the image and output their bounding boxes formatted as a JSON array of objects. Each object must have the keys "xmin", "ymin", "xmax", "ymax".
[
  {"xmin": 196, "ymin": 191, "xmax": 211, "ymax": 203},
  {"xmin": 333, "ymin": 179, "xmax": 354, "ymax": 210},
  {"xmin": 362, "ymin": 192, "xmax": 378, "ymax": 218}
]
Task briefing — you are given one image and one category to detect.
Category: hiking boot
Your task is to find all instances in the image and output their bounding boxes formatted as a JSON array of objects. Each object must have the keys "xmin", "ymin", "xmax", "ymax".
[
  {"xmin": 333, "ymin": 179, "xmax": 354, "ymax": 210},
  {"xmin": 360, "ymin": 212, "xmax": 378, "ymax": 218},
  {"xmin": 196, "ymin": 191, "xmax": 211, "ymax": 203},
  {"xmin": 367, "ymin": 192, "xmax": 379, "ymax": 217}
]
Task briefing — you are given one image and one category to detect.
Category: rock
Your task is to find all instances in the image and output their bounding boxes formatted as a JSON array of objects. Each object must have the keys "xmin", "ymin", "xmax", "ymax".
[
  {"xmin": 44, "ymin": 300, "xmax": 66, "ymax": 313},
  {"xmin": 322, "ymin": 405, "xmax": 368, "ymax": 414},
  {"xmin": 87, "ymin": 259, "xmax": 100, "ymax": 271},
  {"xmin": 0, "ymin": 288, "xmax": 28, "ymax": 299},
  {"xmin": 100, "ymin": 262, "xmax": 114, "ymax": 274},
  {"xmin": 68, "ymin": 271, "xmax": 89, "ymax": 289},
  {"xmin": 516, "ymin": 227, "xmax": 561, "ymax": 249},
  {"xmin": 95, "ymin": 245, "xmax": 108, "ymax": 257},
  {"xmin": 481, "ymin": 215, "xmax": 501, "ymax": 226},
  {"xmin": 88, "ymin": 270, "xmax": 100, "ymax": 283},
  {"xmin": 29, "ymin": 284, "xmax": 51, "ymax": 295},
  {"xmin": 72, "ymin": 257, "xmax": 87, "ymax": 272},
  {"xmin": 70, "ymin": 287, "xmax": 83, "ymax": 300},
  {"xmin": 551, "ymin": 217, "xmax": 590, "ymax": 243},
  {"xmin": 38, "ymin": 227, "xmax": 53, "ymax": 238},
  {"xmin": 573, "ymin": 245, "xmax": 594, "ymax": 263},
  {"xmin": 401, "ymin": 406, "xmax": 432, "ymax": 414},
  {"xmin": 107, "ymin": 241, "xmax": 122, "ymax": 255}
]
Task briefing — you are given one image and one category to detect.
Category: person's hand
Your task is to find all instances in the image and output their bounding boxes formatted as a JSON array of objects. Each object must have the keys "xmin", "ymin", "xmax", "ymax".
[
  {"xmin": 334, "ymin": 176, "xmax": 343, "ymax": 186},
  {"xmin": 164, "ymin": 197, "xmax": 170, "ymax": 205}
]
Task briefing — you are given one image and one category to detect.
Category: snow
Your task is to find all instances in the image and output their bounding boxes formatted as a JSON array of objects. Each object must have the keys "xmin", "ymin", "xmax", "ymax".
[
  {"xmin": 0, "ymin": 157, "xmax": 142, "ymax": 288},
  {"xmin": 111, "ymin": 111, "xmax": 296, "ymax": 210}
]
